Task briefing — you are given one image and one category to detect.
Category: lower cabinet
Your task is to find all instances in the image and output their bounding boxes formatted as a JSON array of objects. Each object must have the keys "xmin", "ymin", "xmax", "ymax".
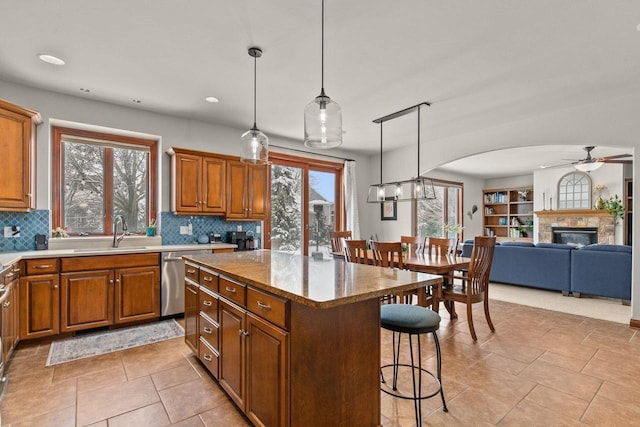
[
  {"xmin": 219, "ymin": 298, "xmax": 245, "ymax": 408},
  {"xmin": 19, "ymin": 273, "xmax": 60, "ymax": 339},
  {"xmin": 184, "ymin": 280, "xmax": 199, "ymax": 353},
  {"xmin": 60, "ymin": 270, "xmax": 113, "ymax": 332},
  {"xmin": 2, "ymin": 264, "xmax": 20, "ymax": 361}
]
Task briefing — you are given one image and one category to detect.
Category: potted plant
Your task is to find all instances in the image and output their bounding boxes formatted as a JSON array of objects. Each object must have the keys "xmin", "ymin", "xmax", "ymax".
[{"xmin": 603, "ymin": 194, "xmax": 625, "ymax": 225}]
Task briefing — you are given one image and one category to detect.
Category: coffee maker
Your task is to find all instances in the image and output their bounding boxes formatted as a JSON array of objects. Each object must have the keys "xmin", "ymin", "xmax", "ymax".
[{"xmin": 226, "ymin": 231, "xmax": 248, "ymax": 251}]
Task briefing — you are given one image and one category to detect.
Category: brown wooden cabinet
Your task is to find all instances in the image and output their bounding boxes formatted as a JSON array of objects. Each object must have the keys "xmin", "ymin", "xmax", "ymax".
[
  {"xmin": 219, "ymin": 298, "xmax": 246, "ymax": 408},
  {"xmin": 169, "ymin": 147, "xmax": 227, "ymax": 215},
  {"xmin": 483, "ymin": 186, "xmax": 534, "ymax": 242},
  {"xmin": 226, "ymin": 160, "xmax": 268, "ymax": 220},
  {"xmin": 59, "ymin": 253, "xmax": 160, "ymax": 333},
  {"xmin": 19, "ymin": 273, "xmax": 60, "ymax": 339},
  {"xmin": 0, "ymin": 98, "xmax": 42, "ymax": 212},
  {"xmin": 184, "ymin": 278, "xmax": 199, "ymax": 353}
]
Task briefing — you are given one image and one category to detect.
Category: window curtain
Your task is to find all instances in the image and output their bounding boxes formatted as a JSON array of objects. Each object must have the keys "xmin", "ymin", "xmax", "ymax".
[{"xmin": 343, "ymin": 161, "xmax": 361, "ymax": 238}]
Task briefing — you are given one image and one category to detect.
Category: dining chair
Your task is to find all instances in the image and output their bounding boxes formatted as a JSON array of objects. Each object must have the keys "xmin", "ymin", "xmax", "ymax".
[
  {"xmin": 400, "ymin": 235, "xmax": 426, "ymax": 255},
  {"xmin": 442, "ymin": 236, "xmax": 496, "ymax": 340},
  {"xmin": 427, "ymin": 237, "xmax": 458, "ymax": 256},
  {"xmin": 371, "ymin": 241, "xmax": 404, "ymax": 303},
  {"xmin": 344, "ymin": 239, "xmax": 369, "ymax": 264},
  {"xmin": 329, "ymin": 231, "xmax": 352, "ymax": 255}
]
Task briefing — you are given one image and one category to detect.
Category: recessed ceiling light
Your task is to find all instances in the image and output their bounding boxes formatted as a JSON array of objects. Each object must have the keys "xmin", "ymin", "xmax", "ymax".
[
  {"xmin": 80, "ymin": 88, "xmax": 90, "ymax": 93},
  {"xmin": 205, "ymin": 96, "xmax": 219, "ymax": 103},
  {"xmin": 38, "ymin": 54, "xmax": 65, "ymax": 65},
  {"xmin": 132, "ymin": 99, "xmax": 142, "ymax": 104}
]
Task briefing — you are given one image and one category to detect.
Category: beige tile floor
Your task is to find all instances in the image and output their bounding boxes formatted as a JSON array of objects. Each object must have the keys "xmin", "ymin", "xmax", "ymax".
[{"xmin": 2, "ymin": 298, "xmax": 639, "ymax": 426}]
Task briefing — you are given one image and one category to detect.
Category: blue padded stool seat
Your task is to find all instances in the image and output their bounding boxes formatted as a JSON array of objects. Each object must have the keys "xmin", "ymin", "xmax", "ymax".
[{"xmin": 380, "ymin": 304, "xmax": 447, "ymax": 425}]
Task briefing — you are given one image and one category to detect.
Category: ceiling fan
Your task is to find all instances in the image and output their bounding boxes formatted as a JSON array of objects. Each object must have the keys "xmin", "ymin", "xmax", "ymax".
[{"xmin": 563, "ymin": 146, "xmax": 632, "ymax": 172}]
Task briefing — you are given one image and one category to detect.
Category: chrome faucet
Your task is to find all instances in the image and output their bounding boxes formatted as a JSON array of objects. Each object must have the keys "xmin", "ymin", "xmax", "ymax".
[{"xmin": 112, "ymin": 215, "xmax": 127, "ymax": 247}]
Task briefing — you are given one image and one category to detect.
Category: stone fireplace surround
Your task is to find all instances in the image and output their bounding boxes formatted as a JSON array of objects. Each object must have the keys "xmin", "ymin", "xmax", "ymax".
[{"xmin": 536, "ymin": 209, "xmax": 615, "ymax": 244}]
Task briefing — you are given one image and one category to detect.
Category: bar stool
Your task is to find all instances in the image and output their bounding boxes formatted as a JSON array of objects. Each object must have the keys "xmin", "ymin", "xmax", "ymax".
[{"xmin": 380, "ymin": 304, "xmax": 448, "ymax": 425}]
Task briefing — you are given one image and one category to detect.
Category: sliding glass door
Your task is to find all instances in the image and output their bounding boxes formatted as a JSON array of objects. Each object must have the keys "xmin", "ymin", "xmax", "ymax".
[{"xmin": 267, "ymin": 153, "xmax": 343, "ymax": 256}]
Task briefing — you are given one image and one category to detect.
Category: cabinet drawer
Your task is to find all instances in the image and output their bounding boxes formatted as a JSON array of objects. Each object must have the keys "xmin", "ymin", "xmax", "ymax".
[
  {"xmin": 247, "ymin": 287, "xmax": 289, "ymax": 330},
  {"xmin": 199, "ymin": 336, "xmax": 219, "ymax": 379},
  {"xmin": 199, "ymin": 287, "xmax": 218, "ymax": 322},
  {"xmin": 199, "ymin": 313, "xmax": 219, "ymax": 351},
  {"xmin": 219, "ymin": 275, "xmax": 246, "ymax": 307},
  {"xmin": 198, "ymin": 267, "xmax": 218, "ymax": 292},
  {"xmin": 185, "ymin": 262, "xmax": 199, "ymax": 282},
  {"xmin": 24, "ymin": 258, "xmax": 59, "ymax": 275}
]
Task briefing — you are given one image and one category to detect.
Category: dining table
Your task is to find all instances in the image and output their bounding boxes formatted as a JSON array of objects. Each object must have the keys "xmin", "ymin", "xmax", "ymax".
[{"xmin": 333, "ymin": 250, "xmax": 471, "ymax": 311}]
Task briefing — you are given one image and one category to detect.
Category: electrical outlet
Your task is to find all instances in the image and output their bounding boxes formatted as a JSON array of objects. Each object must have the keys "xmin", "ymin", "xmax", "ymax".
[
  {"xmin": 256, "ymin": 225, "xmax": 261, "ymax": 233},
  {"xmin": 4, "ymin": 227, "xmax": 11, "ymax": 238},
  {"xmin": 237, "ymin": 225, "xmax": 242, "ymax": 232},
  {"xmin": 179, "ymin": 225, "xmax": 189, "ymax": 235},
  {"xmin": 4, "ymin": 226, "xmax": 19, "ymax": 238}
]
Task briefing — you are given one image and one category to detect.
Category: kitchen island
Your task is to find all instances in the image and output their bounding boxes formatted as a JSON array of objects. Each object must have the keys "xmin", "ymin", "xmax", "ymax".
[{"xmin": 184, "ymin": 250, "xmax": 442, "ymax": 427}]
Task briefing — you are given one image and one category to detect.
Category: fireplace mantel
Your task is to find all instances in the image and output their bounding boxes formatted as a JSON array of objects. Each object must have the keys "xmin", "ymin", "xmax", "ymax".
[
  {"xmin": 535, "ymin": 209, "xmax": 611, "ymax": 218},
  {"xmin": 535, "ymin": 209, "xmax": 614, "ymax": 244}
]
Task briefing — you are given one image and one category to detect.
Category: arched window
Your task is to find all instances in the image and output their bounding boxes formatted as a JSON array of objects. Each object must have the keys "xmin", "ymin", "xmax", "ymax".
[{"xmin": 557, "ymin": 171, "xmax": 591, "ymax": 209}]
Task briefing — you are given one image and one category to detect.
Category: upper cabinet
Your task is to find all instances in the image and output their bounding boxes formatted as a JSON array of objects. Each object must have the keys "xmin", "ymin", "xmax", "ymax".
[
  {"xmin": 168, "ymin": 147, "xmax": 268, "ymax": 220},
  {"xmin": 226, "ymin": 160, "xmax": 268, "ymax": 220},
  {"xmin": 0, "ymin": 98, "xmax": 42, "ymax": 211},
  {"xmin": 169, "ymin": 147, "xmax": 228, "ymax": 215}
]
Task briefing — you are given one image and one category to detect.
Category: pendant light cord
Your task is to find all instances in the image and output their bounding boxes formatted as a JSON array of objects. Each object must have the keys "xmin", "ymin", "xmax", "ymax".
[
  {"xmin": 321, "ymin": 0, "xmax": 325, "ymax": 91},
  {"xmin": 253, "ymin": 54, "xmax": 257, "ymax": 127},
  {"xmin": 417, "ymin": 105, "xmax": 420, "ymax": 179},
  {"xmin": 380, "ymin": 122, "xmax": 383, "ymax": 185}
]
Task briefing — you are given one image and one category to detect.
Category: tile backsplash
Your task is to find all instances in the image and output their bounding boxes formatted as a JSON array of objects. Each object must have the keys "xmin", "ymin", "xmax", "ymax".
[{"xmin": 0, "ymin": 210, "xmax": 260, "ymax": 253}]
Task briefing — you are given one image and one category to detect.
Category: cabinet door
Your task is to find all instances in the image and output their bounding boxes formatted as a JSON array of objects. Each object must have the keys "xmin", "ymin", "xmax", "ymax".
[
  {"xmin": 0, "ymin": 105, "xmax": 36, "ymax": 211},
  {"xmin": 115, "ymin": 266, "xmax": 160, "ymax": 324},
  {"xmin": 61, "ymin": 270, "xmax": 113, "ymax": 332},
  {"xmin": 184, "ymin": 281, "xmax": 199, "ymax": 353},
  {"xmin": 174, "ymin": 152, "xmax": 202, "ymax": 213},
  {"xmin": 247, "ymin": 164, "xmax": 268, "ymax": 220},
  {"xmin": 219, "ymin": 298, "xmax": 245, "ymax": 409},
  {"xmin": 19, "ymin": 274, "xmax": 59, "ymax": 339},
  {"xmin": 246, "ymin": 312, "xmax": 289, "ymax": 427},
  {"xmin": 201, "ymin": 155, "xmax": 226, "ymax": 214},
  {"xmin": 2, "ymin": 281, "xmax": 14, "ymax": 362},
  {"xmin": 226, "ymin": 160, "xmax": 248, "ymax": 219}
]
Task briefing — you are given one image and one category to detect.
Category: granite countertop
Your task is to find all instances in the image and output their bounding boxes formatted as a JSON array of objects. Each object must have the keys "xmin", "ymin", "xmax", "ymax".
[
  {"xmin": 0, "ymin": 242, "xmax": 237, "ymax": 268},
  {"xmin": 185, "ymin": 250, "xmax": 442, "ymax": 309}
]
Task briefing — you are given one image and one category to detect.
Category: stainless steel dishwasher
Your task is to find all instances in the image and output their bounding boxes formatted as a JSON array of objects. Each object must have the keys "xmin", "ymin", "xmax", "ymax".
[{"xmin": 161, "ymin": 249, "xmax": 211, "ymax": 317}]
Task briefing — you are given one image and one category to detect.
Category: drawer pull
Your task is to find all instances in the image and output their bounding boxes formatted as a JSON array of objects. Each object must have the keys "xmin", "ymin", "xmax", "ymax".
[
  {"xmin": 204, "ymin": 276, "xmax": 213, "ymax": 282},
  {"xmin": 34, "ymin": 265, "xmax": 53, "ymax": 269},
  {"xmin": 203, "ymin": 354, "xmax": 213, "ymax": 362},
  {"xmin": 203, "ymin": 327, "xmax": 213, "ymax": 334},
  {"xmin": 224, "ymin": 286, "xmax": 236, "ymax": 294},
  {"xmin": 239, "ymin": 329, "xmax": 249, "ymax": 337},
  {"xmin": 187, "ymin": 269, "xmax": 196, "ymax": 274},
  {"xmin": 203, "ymin": 300, "xmax": 212, "ymax": 307},
  {"xmin": 256, "ymin": 301, "xmax": 272, "ymax": 311},
  {"xmin": 3, "ymin": 301, "xmax": 9, "ymax": 308}
]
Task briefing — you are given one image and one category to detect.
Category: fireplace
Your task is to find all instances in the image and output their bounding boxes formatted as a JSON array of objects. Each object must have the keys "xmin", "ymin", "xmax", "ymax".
[{"xmin": 552, "ymin": 227, "xmax": 598, "ymax": 246}]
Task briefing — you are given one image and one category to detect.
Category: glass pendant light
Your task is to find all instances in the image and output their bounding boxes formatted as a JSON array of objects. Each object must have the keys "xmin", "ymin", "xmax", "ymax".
[
  {"xmin": 240, "ymin": 47, "xmax": 268, "ymax": 164},
  {"xmin": 304, "ymin": 0, "xmax": 342, "ymax": 149}
]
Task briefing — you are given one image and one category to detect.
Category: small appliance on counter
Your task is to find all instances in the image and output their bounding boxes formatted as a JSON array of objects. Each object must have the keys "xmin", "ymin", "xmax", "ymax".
[
  {"xmin": 209, "ymin": 232, "xmax": 223, "ymax": 243},
  {"xmin": 226, "ymin": 231, "xmax": 248, "ymax": 251},
  {"xmin": 35, "ymin": 234, "xmax": 48, "ymax": 250}
]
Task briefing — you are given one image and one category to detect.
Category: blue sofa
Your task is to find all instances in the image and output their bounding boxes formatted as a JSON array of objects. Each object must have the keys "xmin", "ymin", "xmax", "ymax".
[
  {"xmin": 460, "ymin": 240, "xmax": 631, "ymax": 301},
  {"xmin": 571, "ymin": 244, "xmax": 632, "ymax": 301}
]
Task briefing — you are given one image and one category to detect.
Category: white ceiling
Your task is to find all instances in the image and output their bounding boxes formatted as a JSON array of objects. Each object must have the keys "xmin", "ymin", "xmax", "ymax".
[{"xmin": 1, "ymin": 1, "xmax": 638, "ymax": 177}]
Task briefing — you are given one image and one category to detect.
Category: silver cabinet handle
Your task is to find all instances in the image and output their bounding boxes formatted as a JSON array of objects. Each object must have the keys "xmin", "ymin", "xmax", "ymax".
[
  {"xmin": 238, "ymin": 329, "xmax": 249, "ymax": 336},
  {"xmin": 109, "ymin": 280, "xmax": 114, "ymax": 284},
  {"xmin": 203, "ymin": 327, "xmax": 213, "ymax": 334},
  {"xmin": 225, "ymin": 287, "xmax": 236, "ymax": 294},
  {"xmin": 204, "ymin": 276, "xmax": 213, "ymax": 282},
  {"xmin": 256, "ymin": 301, "xmax": 271, "ymax": 311},
  {"xmin": 203, "ymin": 300, "xmax": 212, "ymax": 307},
  {"xmin": 34, "ymin": 265, "xmax": 53, "ymax": 269},
  {"xmin": 187, "ymin": 269, "xmax": 196, "ymax": 274},
  {"xmin": 203, "ymin": 354, "xmax": 212, "ymax": 362},
  {"xmin": 53, "ymin": 285, "xmax": 59, "ymax": 289},
  {"xmin": 3, "ymin": 301, "xmax": 9, "ymax": 308}
]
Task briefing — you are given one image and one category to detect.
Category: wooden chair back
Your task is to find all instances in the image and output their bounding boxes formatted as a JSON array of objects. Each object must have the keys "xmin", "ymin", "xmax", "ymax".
[
  {"xmin": 400, "ymin": 235, "xmax": 426, "ymax": 254},
  {"xmin": 344, "ymin": 240, "xmax": 369, "ymax": 265},
  {"xmin": 330, "ymin": 231, "xmax": 352, "ymax": 254},
  {"xmin": 466, "ymin": 236, "xmax": 496, "ymax": 296},
  {"xmin": 427, "ymin": 237, "xmax": 458, "ymax": 256},
  {"xmin": 371, "ymin": 241, "xmax": 404, "ymax": 269}
]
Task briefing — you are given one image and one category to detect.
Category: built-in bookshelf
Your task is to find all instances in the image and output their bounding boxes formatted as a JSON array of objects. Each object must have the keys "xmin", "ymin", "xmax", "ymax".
[
  {"xmin": 624, "ymin": 179, "xmax": 632, "ymax": 246},
  {"xmin": 482, "ymin": 186, "xmax": 534, "ymax": 242}
]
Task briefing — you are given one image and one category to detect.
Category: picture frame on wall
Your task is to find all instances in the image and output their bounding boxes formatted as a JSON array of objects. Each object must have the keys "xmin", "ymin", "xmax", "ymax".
[{"xmin": 381, "ymin": 198, "xmax": 397, "ymax": 221}]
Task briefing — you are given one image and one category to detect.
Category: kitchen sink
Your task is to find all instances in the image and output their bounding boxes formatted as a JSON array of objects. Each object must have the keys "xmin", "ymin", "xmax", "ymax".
[{"xmin": 73, "ymin": 246, "xmax": 148, "ymax": 252}]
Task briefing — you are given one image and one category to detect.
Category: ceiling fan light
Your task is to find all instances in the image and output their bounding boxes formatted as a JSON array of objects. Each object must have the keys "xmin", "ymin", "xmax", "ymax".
[{"xmin": 574, "ymin": 161, "xmax": 603, "ymax": 172}]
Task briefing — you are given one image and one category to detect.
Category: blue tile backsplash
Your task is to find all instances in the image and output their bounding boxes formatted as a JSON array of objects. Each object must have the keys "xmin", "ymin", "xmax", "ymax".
[
  {"xmin": 159, "ymin": 212, "xmax": 260, "ymax": 245},
  {"xmin": 0, "ymin": 210, "xmax": 260, "ymax": 252},
  {"xmin": 0, "ymin": 210, "xmax": 50, "ymax": 252}
]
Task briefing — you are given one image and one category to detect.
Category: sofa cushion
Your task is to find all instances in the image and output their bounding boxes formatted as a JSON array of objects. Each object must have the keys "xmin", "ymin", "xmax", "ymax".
[
  {"xmin": 571, "ymin": 245, "xmax": 631, "ymax": 300},
  {"xmin": 579, "ymin": 244, "xmax": 631, "ymax": 254},
  {"xmin": 499, "ymin": 241, "xmax": 535, "ymax": 247}
]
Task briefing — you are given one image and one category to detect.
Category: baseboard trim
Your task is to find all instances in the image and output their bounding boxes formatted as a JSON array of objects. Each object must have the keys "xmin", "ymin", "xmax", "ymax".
[{"xmin": 630, "ymin": 318, "xmax": 640, "ymax": 329}]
